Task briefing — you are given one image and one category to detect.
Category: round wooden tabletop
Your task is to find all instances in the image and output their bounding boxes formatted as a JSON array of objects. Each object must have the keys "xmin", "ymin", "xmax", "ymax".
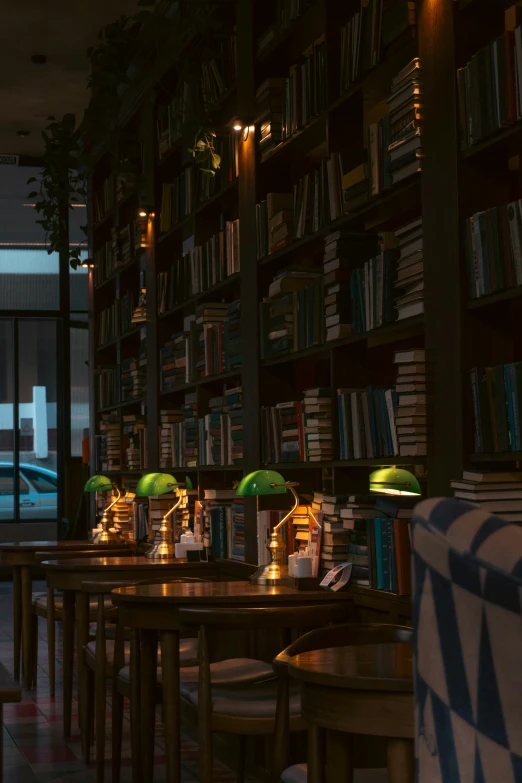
[
  {"xmin": 111, "ymin": 581, "xmax": 352, "ymax": 604},
  {"xmin": 288, "ymin": 643, "xmax": 413, "ymax": 691},
  {"xmin": 41, "ymin": 555, "xmax": 193, "ymax": 571}
]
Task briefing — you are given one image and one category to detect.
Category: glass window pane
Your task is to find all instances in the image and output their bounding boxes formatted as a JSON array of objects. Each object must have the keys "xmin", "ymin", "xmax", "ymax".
[
  {"xmin": 0, "ymin": 250, "xmax": 59, "ymax": 310},
  {"xmin": 70, "ymin": 256, "xmax": 89, "ymax": 313},
  {"xmin": 0, "ymin": 321, "xmax": 14, "ymax": 520},
  {"xmin": 18, "ymin": 320, "xmax": 58, "ymax": 519},
  {"xmin": 71, "ymin": 327, "xmax": 89, "ymax": 457}
]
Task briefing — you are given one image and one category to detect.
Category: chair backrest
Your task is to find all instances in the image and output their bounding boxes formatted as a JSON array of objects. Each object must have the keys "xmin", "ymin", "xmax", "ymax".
[{"xmin": 412, "ymin": 497, "xmax": 522, "ymax": 782}]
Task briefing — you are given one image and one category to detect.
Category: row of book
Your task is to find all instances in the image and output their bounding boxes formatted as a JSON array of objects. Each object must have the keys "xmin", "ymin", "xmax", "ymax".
[
  {"xmin": 311, "ymin": 490, "xmax": 413, "ymax": 589},
  {"xmin": 340, "ymin": 1, "xmax": 417, "ymax": 92},
  {"xmin": 95, "ymin": 413, "xmax": 120, "ymax": 472},
  {"xmin": 261, "ymin": 388, "xmax": 333, "ymax": 464},
  {"xmin": 194, "ymin": 489, "xmax": 245, "ymax": 561},
  {"xmin": 198, "ymin": 387, "xmax": 244, "ymax": 466},
  {"xmin": 93, "ymin": 223, "xmax": 136, "ymax": 287},
  {"xmin": 123, "ymin": 414, "xmax": 147, "ymax": 470},
  {"xmin": 457, "ymin": 24, "xmax": 522, "ymax": 150},
  {"xmin": 471, "ymin": 363, "xmax": 522, "ymax": 454},
  {"xmin": 157, "ymin": 220, "xmax": 240, "ymax": 312},
  {"xmin": 451, "ymin": 469, "xmax": 522, "ymax": 524},
  {"xmin": 256, "ymin": 0, "xmax": 313, "ymax": 57},
  {"xmin": 121, "ymin": 354, "xmax": 146, "ymax": 402},
  {"xmin": 93, "ymin": 174, "xmax": 116, "ymax": 224},
  {"xmin": 159, "ymin": 167, "xmax": 194, "ymax": 233},
  {"xmin": 96, "ymin": 291, "xmax": 135, "ymax": 348},
  {"xmin": 200, "ymin": 30, "xmax": 237, "ymax": 110},
  {"xmin": 464, "ymin": 201, "xmax": 522, "ymax": 299}
]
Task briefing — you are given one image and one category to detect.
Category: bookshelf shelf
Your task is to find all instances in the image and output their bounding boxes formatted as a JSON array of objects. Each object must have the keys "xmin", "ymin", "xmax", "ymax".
[
  {"xmin": 260, "ymin": 113, "xmax": 327, "ymax": 165},
  {"xmin": 461, "ymin": 121, "xmax": 522, "ymax": 162},
  {"xmin": 96, "ymin": 329, "xmax": 139, "ymax": 352},
  {"xmin": 160, "ymin": 369, "xmax": 242, "ymax": 396},
  {"xmin": 93, "ymin": 206, "xmax": 117, "ymax": 233},
  {"xmin": 468, "ymin": 286, "xmax": 522, "ymax": 310},
  {"xmin": 265, "ymin": 457, "xmax": 426, "ymax": 471},
  {"xmin": 195, "ymin": 179, "xmax": 238, "ymax": 216},
  {"xmin": 262, "ymin": 315, "xmax": 424, "ymax": 366},
  {"xmin": 470, "ymin": 453, "xmax": 522, "ymax": 463},
  {"xmin": 158, "ymin": 273, "xmax": 241, "ymax": 319},
  {"xmin": 95, "ymin": 257, "xmax": 139, "ymax": 291},
  {"xmin": 97, "ymin": 397, "xmax": 146, "ymax": 415},
  {"xmin": 156, "ymin": 216, "xmax": 193, "ymax": 246}
]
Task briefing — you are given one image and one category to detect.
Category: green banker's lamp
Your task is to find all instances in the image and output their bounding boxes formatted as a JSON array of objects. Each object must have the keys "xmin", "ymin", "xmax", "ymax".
[
  {"xmin": 236, "ymin": 470, "xmax": 299, "ymax": 585},
  {"xmin": 369, "ymin": 467, "xmax": 422, "ymax": 496},
  {"xmin": 84, "ymin": 475, "xmax": 122, "ymax": 544},
  {"xmin": 136, "ymin": 472, "xmax": 191, "ymax": 559}
]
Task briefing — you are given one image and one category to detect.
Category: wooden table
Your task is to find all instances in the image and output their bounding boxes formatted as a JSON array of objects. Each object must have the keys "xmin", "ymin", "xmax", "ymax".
[
  {"xmin": 42, "ymin": 556, "xmax": 218, "ymax": 738},
  {"xmin": 287, "ymin": 643, "xmax": 414, "ymax": 783},
  {"xmin": 111, "ymin": 581, "xmax": 352, "ymax": 783},
  {"xmin": 0, "ymin": 540, "xmax": 133, "ymax": 688}
]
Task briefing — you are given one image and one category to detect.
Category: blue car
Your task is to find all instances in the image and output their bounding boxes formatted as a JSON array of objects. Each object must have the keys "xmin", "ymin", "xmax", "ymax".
[{"xmin": 0, "ymin": 463, "xmax": 58, "ymax": 520}]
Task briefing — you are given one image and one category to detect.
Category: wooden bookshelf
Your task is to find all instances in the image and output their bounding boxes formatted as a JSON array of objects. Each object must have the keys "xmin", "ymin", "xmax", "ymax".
[{"xmin": 87, "ymin": 0, "xmax": 518, "ymax": 614}]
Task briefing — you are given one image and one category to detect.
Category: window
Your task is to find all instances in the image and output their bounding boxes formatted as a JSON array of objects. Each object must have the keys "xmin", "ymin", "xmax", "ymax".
[{"xmin": 21, "ymin": 468, "xmax": 57, "ymax": 494}]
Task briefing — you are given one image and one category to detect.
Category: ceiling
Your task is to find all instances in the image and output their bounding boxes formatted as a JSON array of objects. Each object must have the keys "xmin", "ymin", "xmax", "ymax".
[{"xmin": 0, "ymin": 1, "xmax": 139, "ymax": 159}]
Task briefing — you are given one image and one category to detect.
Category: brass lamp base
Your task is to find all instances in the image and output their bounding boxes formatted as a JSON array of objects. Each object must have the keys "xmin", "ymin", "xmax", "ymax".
[
  {"xmin": 96, "ymin": 528, "xmax": 122, "ymax": 544},
  {"xmin": 249, "ymin": 562, "xmax": 289, "ymax": 585},
  {"xmin": 145, "ymin": 540, "xmax": 179, "ymax": 560}
]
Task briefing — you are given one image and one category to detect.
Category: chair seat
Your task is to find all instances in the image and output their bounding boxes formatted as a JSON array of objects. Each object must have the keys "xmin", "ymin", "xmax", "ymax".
[
  {"xmin": 87, "ymin": 637, "xmax": 199, "ymax": 677},
  {"xmin": 117, "ymin": 657, "xmax": 274, "ymax": 689},
  {"xmin": 180, "ymin": 679, "xmax": 301, "ymax": 719},
  {"xmin": 281, "ymin": 767, "xmax": 389, "ymax": 783}
]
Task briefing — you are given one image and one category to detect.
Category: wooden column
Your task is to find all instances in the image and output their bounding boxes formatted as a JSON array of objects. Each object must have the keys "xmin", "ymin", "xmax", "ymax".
[{"xmin": 419, "ymin": 0, "xmax": 463, "ymax": 495}]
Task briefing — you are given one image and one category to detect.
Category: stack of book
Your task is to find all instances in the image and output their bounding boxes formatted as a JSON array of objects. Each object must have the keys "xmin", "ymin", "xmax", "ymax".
[
  {"xmin": 97, "ymin": 365, "xmax": 119, "ymax": 409},
  {"xmin": 457, "ymin": 24, "xmax": 522, "ymax": 150},
  {"xmin": 96, "ymin": 413, "xmax": 120, "ymax": 472},
  {"xmin": 303, "ymin": 388, "xmax": 333, "ymax": 462},
  {"xmin": 98, "ymin": 488, "xmax": 132, "ymax": 538},
  {"xmin": 395, "ymin": 348, "xmax": 427, "ymax": 457},
  {"xmin": 96, "ymin": 291, "xmax": 135, "ymax": 347},
  {"xmin": 224, "ymin": 299, "xmax": 241, "ymax": 371},
  {"xmin": 337, "ymin": 386, "xmax": 398, "ymax": 459},
  {"xmin": 225, "ymin": 386, "xmax": 243, "ymax": 465},
  {"xmin": 160, "ymin": 333, "xmax": 186, "ymax": 392},
  {"xmin": 229, "ymin": 495, "xmax": 245, "ymax": 560},
  {"xmin": 261, "ymin": 400, "xmax": 304, "ymax": 464},
  {"xmin": 282, "ymin": 36, "xmax": 326, "ymax": 143},
  {"xmin": 120, "ymin": 357, "xmax": 145, "ymax": 402},
  {"xmin": 186, "ymin": 302, "xmax": 228, "ymax": 381},
  {"xmin": 464, "ymin": 201, "xmax": 522, "ymax": 300},
  {"xmin": 159, "ymin": 408, "xmax": 184, "ymax": 469},
  {"xmin": 451, "ymin": 469, "xmax": 522, "ymax": 523},
  {"xmin": 148, "ymin": 493, "xmax": 177, "ymax": 540},
  {"xmin": 394, "ymin": 218, "xmax": 424, "ymax": 320},
  {"xmin": 386, "ymin": 58, "xmax": 422, "ymax": 186},
  {"xmin": 159, "ymin": 167, "xmax": 194, "ymax": 233},
  {"xmin": 255, "ymin": 78, "xmax": 284, "ymax": 157},
  {"xmin": 311, "ymin": 492, "xmax": 350, "ymax": 571},
  {"xmin": 123, "ymin": 414, "xmax": 146, "ymax": 470},
  {"xmin": 268, "ymin": 192, "xmax": 294, "ymax": 254},
  {"xmin": 259, "ymin": 264, "xmax": 322, "ymax": 359},
  {"xmin": 471, "ymin": 362, "xmax": 522, "ymax": 455},
  {"xmin": 323, "ymin": 230, "xmax": 379, "ymax": 341},
  {"xmin": 93, "ymin": 174, "xmax": 115, "ymax": 223},
  {"xmin": 183, "ymin": 392, "xmax": 199, "ymax": 467}
]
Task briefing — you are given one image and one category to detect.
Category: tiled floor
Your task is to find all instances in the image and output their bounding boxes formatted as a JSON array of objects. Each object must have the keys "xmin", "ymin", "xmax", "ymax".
[{"xmin": 0, "ymin": 581, "xmax": 246, "ymax": 783}]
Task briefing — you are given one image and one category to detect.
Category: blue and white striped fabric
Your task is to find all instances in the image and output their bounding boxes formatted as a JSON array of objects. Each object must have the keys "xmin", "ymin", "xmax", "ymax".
[{"xmin": 412, "ymin": 497, "xmax": 522, "ymax": 783}]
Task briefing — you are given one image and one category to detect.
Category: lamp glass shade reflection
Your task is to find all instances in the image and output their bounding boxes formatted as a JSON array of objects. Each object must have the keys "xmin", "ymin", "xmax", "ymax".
[{"xmin": 369, "ymin": 468, "xmax": 422, "ymax": 496}]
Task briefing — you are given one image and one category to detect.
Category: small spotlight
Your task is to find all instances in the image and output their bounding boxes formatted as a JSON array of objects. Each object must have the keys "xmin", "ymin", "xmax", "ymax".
[
  {"xmin": 233, "ymin": 123, "xmax": 243, "ymax": 132},
  {"xmin": 138, "ymin": 210, "xmax": 147, "ymax": 217}
]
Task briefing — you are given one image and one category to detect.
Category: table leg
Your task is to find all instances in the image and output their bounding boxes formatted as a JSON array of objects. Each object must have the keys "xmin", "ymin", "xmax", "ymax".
[
  {"xmin": 130, "ymin": 629, "xmax": 142, "ymax": 783},
  {"xmin": 12, "ymin": 566, "xmax": 22, "ymax": 682},
  {"xmin": 387, "ymin": 738, "xmax": 414, "ymax": 783},
  {"xmin": 140, "ymin": 629, "xmax": 158, "ymax": 782},
  {"xmin": 46, "ymin": 587, "xmax": 56, "ymax": 698},
  {"xmin": 21, "ymin": 566, "xmax": 33, "ymax": 690},
  {"xmin": 62, "ymin": 590, "xmax": 76, "ymax": 738},
  {"xmin": 326, "ymin": 730, "xmax": 353, "ymax": 783},
  {"xmin": 161, "ymin": 629, "xmax": 180, "ymax": 783},
  {"xmin": 308, "ymin": 725, "xmax": 326, "ymax": 783},
  {"xmin": 76, "ymin": 592, "xmax": 89, "ymax": 746}
]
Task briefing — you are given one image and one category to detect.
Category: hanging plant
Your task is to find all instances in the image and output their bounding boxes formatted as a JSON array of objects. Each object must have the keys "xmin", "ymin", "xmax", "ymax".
[
  {"xmin": 189, "ymin": 127, "xmax": 221, "ymax": 176},
  {"xmin": 27, "ymin": 114, "xmax": 87, "ymax": 269}
]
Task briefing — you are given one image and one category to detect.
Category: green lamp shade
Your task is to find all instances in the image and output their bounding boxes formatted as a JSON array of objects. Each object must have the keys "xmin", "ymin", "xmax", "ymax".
[
  {"xmin": 84, "ymin": 475, "xmax": 113, "ymax": 493},
  {"xmin": 235, "ymin": 470, "xmax": 288, "ymax": 497},
  {"xmin": 369, "ymin": 468, "xmax": 422, "ymax": 496},
  {"xmin": 185, "ymin": 476, "xmax": 193, "ymax": 491},
  {"xmin": 135, "ymin": 472, "xmax": 179, "ymax": 497}
]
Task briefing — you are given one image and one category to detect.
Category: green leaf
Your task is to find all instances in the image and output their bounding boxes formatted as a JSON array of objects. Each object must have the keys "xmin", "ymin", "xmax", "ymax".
[
  {"xmin": 27, "ymin": 177, "xmax": 37, "ymax": 184},
  {"xmin": 27, "ymin": 191, "xmax": 38, "ymax": 199},
  {"xmin": 200, "ymin": 168, "xmax": 215, "ymax": 177}
]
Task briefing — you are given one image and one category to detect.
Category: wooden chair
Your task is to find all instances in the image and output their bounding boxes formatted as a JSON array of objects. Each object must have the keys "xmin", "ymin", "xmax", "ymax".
[
  {"xmin": 272, "ymin": 623, "xmax": 413, "ymax": 783},
  {"xmin": 0, "ymin": 661, "xmax": 21, "ymax": 783},
  {"xmin": 81, "ymin": 576, "xmax": 209, "ymax": 783},
  {"xmin": 30, "ymin": 547, "xmax": 128, "ymax": 695},
  {"xmin": 177, "ymin": 602, "xmax": 350, "ymax": 783}
]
